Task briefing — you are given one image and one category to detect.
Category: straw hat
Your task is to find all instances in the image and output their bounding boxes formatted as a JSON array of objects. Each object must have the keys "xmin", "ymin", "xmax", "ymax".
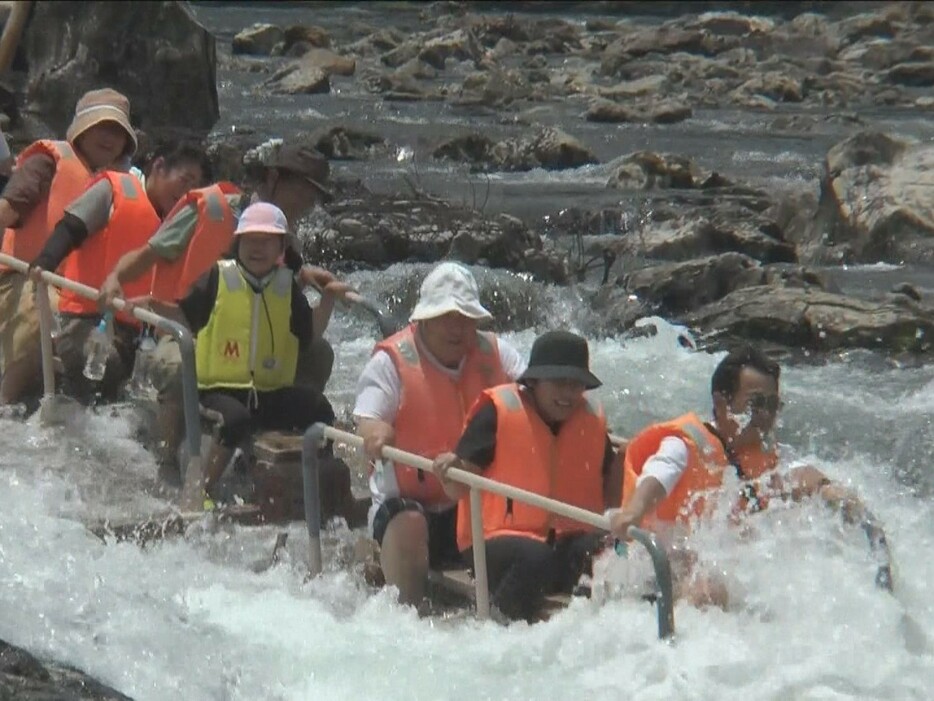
[{"xmin": 66, "ymin": 88, "xmax": 137, "ymax": 156}]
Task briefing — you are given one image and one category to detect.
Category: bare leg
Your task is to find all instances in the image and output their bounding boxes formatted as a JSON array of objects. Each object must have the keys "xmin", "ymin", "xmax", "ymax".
[{"xmin": 379, "ymin": 510, "xmax": 430, "ymax": 606}]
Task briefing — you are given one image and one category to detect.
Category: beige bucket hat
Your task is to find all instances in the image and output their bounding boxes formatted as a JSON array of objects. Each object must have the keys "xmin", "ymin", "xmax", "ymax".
[{"xmin": 66, "ymin": 88, "xmax": 137, "ymax": 156}]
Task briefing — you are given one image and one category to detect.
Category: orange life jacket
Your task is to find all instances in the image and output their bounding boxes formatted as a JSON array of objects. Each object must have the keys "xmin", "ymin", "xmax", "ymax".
[
  {"xmin": 373, "ymin": 323, "xmax": 509, "ymax": 508},
  {"xmin": 149, "ymin": 182, "xmax": 241, "ymax": 302},
  {"xmin": 0, "ymin": 140, "xmax": 91, "ymax": 273},
  {"xmin": 58, "ymin": 172, "xmax": 161, "ymax": 326},
  {"xmin": 456, "ymin": 383, "xmax": 607, "ymax": 551},
  {"xmin": 622, "ymin": 412, "xmax": 778, "ymax": 524}
]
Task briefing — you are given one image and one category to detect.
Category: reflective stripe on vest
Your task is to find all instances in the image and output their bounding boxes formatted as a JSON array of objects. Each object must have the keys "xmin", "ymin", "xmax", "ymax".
[
  {"xmin": 148, "ymin": 182, "xmax": 241, "ymax": 302},
  {"xmin": 57, "ymin": 171, "xmax": 160, "ymax": 326},
  {"xmin": 456, "ymin": 383, "xmax": 607, "ymax": 551},
  {"xmin": 0, "ymin": 140, "xmax": 91, "ymax": 272},
  {"xmin": 195, "ymin": 260, "xmax": 298, "ymax": 391},
  {"xmin": 204, "ymin": 190, "xmax": 225, "ymax": 221},
  {"xmin": 371, "ymin": 323, "xmax": 509, "ymax": 508}
]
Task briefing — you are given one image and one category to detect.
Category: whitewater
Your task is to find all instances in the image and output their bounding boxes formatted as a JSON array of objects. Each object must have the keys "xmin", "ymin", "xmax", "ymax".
[{"xmin": 1, "ymin": 266, "xmax": 931, "ymax": 700}]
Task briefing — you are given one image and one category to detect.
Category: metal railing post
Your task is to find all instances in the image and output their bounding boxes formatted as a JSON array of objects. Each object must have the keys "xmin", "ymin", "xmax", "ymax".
[
  {"xmin": 628, "ymin": 526, "xmax": 675, "ymax": 640},
  {"xmin": 469, "ymin": 487, "xmax": 490, "ymax": 620},
  {"xmin": 0, "ymin": 253, "xmax": 203, "ymax": 494},
  {"xmin": 170, "ymin": 322, "xmax": 202, "ymax": 484},
  {"xmin": 302, "ymin": 422, "xmax": 326, "ymax": 577},
  {"xmin": 34, "ymin": 280, "xmax": 56, "ymax": 399}
]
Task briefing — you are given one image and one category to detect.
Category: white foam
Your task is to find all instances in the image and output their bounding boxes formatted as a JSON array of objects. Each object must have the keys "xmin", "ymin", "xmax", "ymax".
[{"xmin": 0, "ymin": 313, "xmax": 932, "ymax": 699}]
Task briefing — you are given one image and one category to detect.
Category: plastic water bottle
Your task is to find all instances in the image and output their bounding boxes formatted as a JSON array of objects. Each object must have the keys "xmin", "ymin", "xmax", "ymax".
[
  {"xmin": 127, "ymin": 328, "xmax": 157, "ymax": 399},
  {"xmin": 49, "ymin": 312, "xmax": 62, "ymax": 342},
  {"xmin": 82, "ymin": 313, "xmax": 113, "ymax": 382}
]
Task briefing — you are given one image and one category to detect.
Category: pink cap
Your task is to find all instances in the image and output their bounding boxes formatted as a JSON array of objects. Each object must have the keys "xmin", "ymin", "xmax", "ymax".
[{"xmin": 234, "ymin": 202, "xmax": 289, "ymax": 236}]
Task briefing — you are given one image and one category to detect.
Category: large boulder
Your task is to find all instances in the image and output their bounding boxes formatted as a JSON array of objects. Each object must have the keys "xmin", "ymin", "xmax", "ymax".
[
  {"xmin": 264, "ymin": 49, "xmax": 355, "ymax": 94},
  {"xmin": 617, "ymin": 205, "xmax": 796, "ymax": 264},
  {"xmin": 304, "ymin": 194, "xmax": 569, "ymax": 283},
  {"xmin": 619, "ymin": 253, "xmax": 763, "ymax": 314},
  {"xmin": 22, "ymin": 1, "xmax": 218, "ymax": 139},
  {"xmin": 886, "ymin": 61, "xmax": 934, "ymax": 87},
  {"xmin": 0, "ymin": 639, "xmax": 131, "ymax": 700},
  {"xmin": 686, "ymin": 285, "xmax": 934, "ymax": 354},
  {"xmin": 418, "ymin": 28, "xmax": 482, "ymax": 69},
  {"xmin": 310, "ymin": 126, "xmax": 387, "ymax": 160},
  {"xmin": 817, "ymin": 131, "xmax": 934, "ymax": 263},
  {"xmin": 585, "ymin": 98, "xmax": 692, "ymax": 124},
  {"xmin": 434, "ymin": 127, "xmax": 597, "ymax": 173},
  {"xmin": 232, "ymin": 23, "xmax": 284, "ymax": 56},
  {"xmin": 455, "ymin": 68, "xmax": 534, "ymax": 107},
  {"xmin": 265, "ymin": 65, "xmax": 330, "ymax": 95}
]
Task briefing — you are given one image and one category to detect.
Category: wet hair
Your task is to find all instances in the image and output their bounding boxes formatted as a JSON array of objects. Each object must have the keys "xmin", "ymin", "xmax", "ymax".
[
  {"xmin": 710, "ymin": 344, "xmax": 780, "ymax": 399},
  {"xmin": 141, "ymin": 140, "xmax": 213, "ymax": 182}
]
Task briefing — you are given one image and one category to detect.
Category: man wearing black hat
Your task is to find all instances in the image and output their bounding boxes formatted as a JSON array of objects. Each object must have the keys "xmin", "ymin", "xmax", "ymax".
[
  {"xmin": 432, "ymin": 330, "xmax": 622, "ymax": 622},
  {"xmin": 99, "ymin": 141, "xmax": 347, "ymax": 483}
]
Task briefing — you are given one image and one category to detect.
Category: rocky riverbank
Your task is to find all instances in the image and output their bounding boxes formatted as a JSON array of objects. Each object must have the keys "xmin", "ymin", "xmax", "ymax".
[
  {"xmin": 2, "ymin": 0, "xmax": 933, "ymax": 359},
  {"xmin": 210, "ymin": 1, "xmax": 934, "ymax": 356}
]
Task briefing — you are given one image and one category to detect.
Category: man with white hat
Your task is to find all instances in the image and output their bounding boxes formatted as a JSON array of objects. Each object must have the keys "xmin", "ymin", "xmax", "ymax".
[{"xmin": 353, "ymin": 261, "xmax": 526, "ymax": 607}]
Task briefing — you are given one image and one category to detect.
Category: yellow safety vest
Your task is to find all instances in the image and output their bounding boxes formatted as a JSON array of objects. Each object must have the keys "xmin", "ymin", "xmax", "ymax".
[{"xmin": 195, "ymin": 259, "xmax": 299, "ymax": 391}]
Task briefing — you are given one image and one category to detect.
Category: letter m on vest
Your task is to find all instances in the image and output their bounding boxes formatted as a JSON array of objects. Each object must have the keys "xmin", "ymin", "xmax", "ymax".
[{"xmin": 223, "ymin": 340, "xmax": 240, "ymax": 359}]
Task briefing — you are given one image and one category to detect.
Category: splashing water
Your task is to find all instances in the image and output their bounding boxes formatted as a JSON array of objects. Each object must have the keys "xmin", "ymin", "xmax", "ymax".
[{"xmin": 1, "ymin": 273, "xmax": 932, "ymax": 700}]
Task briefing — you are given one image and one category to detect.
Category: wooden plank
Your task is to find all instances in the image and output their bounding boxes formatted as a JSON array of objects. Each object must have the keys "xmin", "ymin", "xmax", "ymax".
[{"xmin": 253, "ymin": 430, "xmax": 303, "ymax": 462}]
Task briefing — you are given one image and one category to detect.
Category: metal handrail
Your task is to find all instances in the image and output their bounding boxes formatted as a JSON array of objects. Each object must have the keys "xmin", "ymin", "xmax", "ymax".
[
  {"xmin": 0, "ymin": 253, "xmax": 204, "ymax": 489},
  {"xmin": 302, "ymin": 423, "xmax": 675, "ymax": 640}
]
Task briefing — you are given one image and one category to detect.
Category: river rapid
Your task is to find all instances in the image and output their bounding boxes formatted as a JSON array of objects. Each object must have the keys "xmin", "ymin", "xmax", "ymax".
[{"xmin": 1, "ymin": 2, "xmax": 933, "ymax": 699}]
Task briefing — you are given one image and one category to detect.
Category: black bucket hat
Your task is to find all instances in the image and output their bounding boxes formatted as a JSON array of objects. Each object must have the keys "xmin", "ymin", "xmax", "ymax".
[{"xmin": 519, "ymin": 330, "xmax": 601, "ymax": 390}]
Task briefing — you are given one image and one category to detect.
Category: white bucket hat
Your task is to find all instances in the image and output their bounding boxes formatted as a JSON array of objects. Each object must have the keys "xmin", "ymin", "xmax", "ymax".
[{"xmin": 410, "ymin": 262, "xmax": 493, "ymax": 322}]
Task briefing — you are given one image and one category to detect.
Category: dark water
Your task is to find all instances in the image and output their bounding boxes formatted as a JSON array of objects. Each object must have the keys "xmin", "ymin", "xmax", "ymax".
[{"xmin": 191, "ymin": 2, "xmax": 934, "ymax": 302}]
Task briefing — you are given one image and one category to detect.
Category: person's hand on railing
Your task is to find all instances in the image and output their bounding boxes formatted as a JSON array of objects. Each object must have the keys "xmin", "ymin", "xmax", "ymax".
[
  {"xmin": 358, "ymin": 418, "xmax": 395, "ymax": 462},
  {"xmin": 27, "ymin": 264, "xmax": 44, "ymax": 283},
  {"xmin": 431, "ymin": 452, "xmax": 462, "ymax": 484},
  {"xmin": 431, "ymin": 452, "xmax": 471, "ymax": 501},
  {"xmin": 99, "ymin": 273, "xmax": 126, "ymax": 312},
  {"xmin": 122, "ymin": 294, "xmax": 153, "ymax": 316},
  {"xmin": 607, "ymin": 505, "xmax": 642, "ymax": 540}
]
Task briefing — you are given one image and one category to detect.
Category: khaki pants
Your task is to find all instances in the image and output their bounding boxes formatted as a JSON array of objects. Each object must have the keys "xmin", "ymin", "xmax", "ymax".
[
  {"xmin": 0, "ymin": 272, "xmax": 37, "ymax": 371},
  {"xmin": 0, "ymin": 272, "xmax": 58, "ymax": 401},
  {"xmin": 149, "ymin": 333, "xmax": 184, "ymax": 403},
  {"xmin": 55, "ymin": 315, "xmax": 138, "ymax": 403}
]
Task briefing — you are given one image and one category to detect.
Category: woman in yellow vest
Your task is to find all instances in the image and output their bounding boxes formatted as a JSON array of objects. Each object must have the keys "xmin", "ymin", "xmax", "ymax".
[
  {"xmin": 134, "ymin": 202, "xmax": 346, "ymax": 508},
  {"xmin": 0, "ymin": 88, "xmax": 136, "ymax": 406},
  {"xmin": 97, "ymin": 143, "xmax": 345, "ymax": 485},
  {"xmin": 432, "ymin": 331, "xmax": 621, "ymax": 622},
  {"xmin": 29, "ymin": 142, "xmax": 210, "ymax": 403}
]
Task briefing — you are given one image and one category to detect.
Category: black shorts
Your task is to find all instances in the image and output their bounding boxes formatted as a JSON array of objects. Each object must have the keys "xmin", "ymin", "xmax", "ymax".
[{"xmin": 372, "ymin": 498, "xmax": 462, "ymax": 569}]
